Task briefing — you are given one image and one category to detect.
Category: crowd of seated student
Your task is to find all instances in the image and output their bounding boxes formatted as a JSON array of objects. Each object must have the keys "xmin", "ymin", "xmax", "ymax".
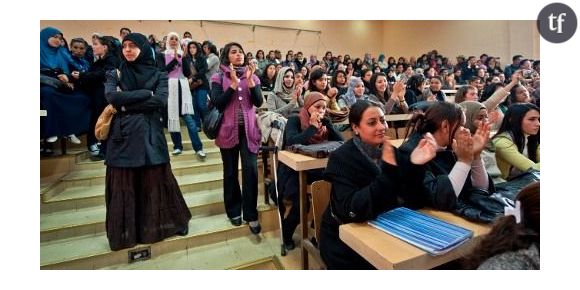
[
  {"xmin": 41, "ymin": 25, "xmax": 541, "ymax": 269},
  {"xmin": 40, "ymin": 27, "xmax": 91, "ymax": 154}
]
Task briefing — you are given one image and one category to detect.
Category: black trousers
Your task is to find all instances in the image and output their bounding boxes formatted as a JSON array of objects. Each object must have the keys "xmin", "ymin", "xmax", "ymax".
[
  {"xmin": 219, "ymin": 125, "xmax": 259, "ymax": 222},
  {"xmin": 277, "ymin": 165, "xmax": 324, "ymax": 243}
]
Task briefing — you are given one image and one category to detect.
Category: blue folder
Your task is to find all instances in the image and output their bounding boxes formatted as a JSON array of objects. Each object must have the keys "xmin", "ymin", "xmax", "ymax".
[{"xmin": 368, "ymin": 207, "xmax": 473, "ymax": 256}]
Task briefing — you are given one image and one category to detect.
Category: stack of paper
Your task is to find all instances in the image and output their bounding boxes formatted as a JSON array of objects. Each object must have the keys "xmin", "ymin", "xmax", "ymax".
[{"xmin": 369, "ymin": 207, "xmax": 473, "ymax": 256}]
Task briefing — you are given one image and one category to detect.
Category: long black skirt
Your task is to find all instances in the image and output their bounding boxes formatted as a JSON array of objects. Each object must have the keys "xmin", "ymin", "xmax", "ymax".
[{"xmin": 105, "ymin": 163, "xmax": 191, "ymax": 251}]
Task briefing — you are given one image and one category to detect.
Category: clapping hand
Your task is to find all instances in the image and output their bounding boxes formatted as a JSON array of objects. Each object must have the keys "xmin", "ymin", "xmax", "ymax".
[
  {"xmin": 391, "ymin": 81, "xmax": 406, "ymax": 101},
  {"xmin": 471, "ymin": 121, "xmax": 491, "ymax": 158},
  {"xmin": 452, "ymin": 128, "xmax": 474, "ymax": 163},
  {"xmin": 410, "ymin": 132, "xmax": 437, "ymax": 165},
  {"xmin": 245, "ymin": 61, "xmax": 256, "ymax": 79},
  {"xmin": 246, "ymin": 62, "xmax": 257, "ymax": 88},
  {"xmin": 293, "ymin": 85, "xmax": 302, "ymax": 102},
  {"xmin": 228, "ymin": 63, "xmax": 239, "ymax": 89}
]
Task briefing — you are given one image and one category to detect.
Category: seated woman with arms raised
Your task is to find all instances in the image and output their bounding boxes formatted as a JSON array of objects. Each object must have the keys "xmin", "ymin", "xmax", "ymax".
[{"xmin": 319, "ymin": 100, "xmax": 437, "ymax": 269}]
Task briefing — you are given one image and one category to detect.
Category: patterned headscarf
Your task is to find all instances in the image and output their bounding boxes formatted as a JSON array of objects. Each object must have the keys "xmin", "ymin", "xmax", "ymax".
[
  {"xmin": 298, "ymin": 92, "xmax": 328, "ymax": 144},
  {"xmin": 341, "ymin": 77, "xmax": 364, "ymax": 108}
]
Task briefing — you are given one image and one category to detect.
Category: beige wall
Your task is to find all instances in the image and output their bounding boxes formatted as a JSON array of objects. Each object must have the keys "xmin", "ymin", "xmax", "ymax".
[
  {"xmin": 40, "ymin": 20, "xmax": 384, "ymax": 59},
  {"xmin": 40, "ymin": 20, "xmax": 538, "ymax": 63},
  {"xmin": 382, "ymin": 20, "xmax": 539, "ymax": 65}
]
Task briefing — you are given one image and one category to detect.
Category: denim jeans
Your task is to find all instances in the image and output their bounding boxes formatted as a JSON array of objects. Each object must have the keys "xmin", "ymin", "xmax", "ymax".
[
  {"xmin": 192, "ymin": 88, "xmax": 209, "ymax": 129},
  {"xmin": 219, "ymin": 125, "xmax": 258, "ymax": 222},
  {"xmin": 169, "ymin": 114, "xmax": 203, "ymax": 152}
]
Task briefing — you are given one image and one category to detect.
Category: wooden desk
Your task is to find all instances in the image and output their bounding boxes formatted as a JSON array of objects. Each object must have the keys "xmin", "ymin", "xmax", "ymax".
[
  {"xmin": 277, "ymin": 141, "xmax": 403, "ymax": 269},
  {"xmin": 277, "ymin": 150, "xmax": 328, "ymax": 269},
  {"xmin": 339, "ymin": 209, "xmax": 490, "ymax": 269},
  {"xmin": 384, "ymin": 113, "xmax": 412, "ymax": 122}
]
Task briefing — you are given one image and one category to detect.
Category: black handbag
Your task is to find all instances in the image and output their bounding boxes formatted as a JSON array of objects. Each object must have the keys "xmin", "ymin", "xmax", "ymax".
[
  {"xmin": 202, "ymin": 102, "xmax": 223, "ymax": 140},
  {"xmin": 40, "ymin": 75, "xmax": 72, "ymax": 93},
  {"xmin": 287, "ymin": 141, "xmax": 345, "ymax": 158}
]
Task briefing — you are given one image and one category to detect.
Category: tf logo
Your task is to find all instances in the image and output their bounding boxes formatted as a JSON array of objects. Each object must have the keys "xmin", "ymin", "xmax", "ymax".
[{"xmin": 538, "ymin": 2, "xmax": 577, "ymax": 43}]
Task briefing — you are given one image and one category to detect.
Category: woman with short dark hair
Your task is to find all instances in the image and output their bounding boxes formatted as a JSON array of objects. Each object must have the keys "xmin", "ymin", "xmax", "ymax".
[{"xmin": 210, "ymin": 42, "xmax": 263, "ymax": 234}]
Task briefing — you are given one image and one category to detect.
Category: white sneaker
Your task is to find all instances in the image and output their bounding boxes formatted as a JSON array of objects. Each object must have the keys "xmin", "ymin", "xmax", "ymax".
[
  {"xmin": 196, "ymin": 150, "xmax": 207, "ymax": 161},
  {"xmin": 46, "ymin": 136, "xmax": 58, "ymax": 143},
  {"xmin": 172, "ymin": 149, "xmax": 182, "ymax": 156},
  {"xmin": 89, "ymin": 144, "xmax": 100, "ymax": 156},
  {"xmin": 67, "ymin": 134, "xmax": 81, "ymax": 144}
]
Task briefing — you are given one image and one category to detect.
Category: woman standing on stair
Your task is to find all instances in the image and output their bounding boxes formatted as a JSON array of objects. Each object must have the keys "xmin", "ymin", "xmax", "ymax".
[
  {"xmin": 210, "ymin": 42, "xmax": 263, "ymax": 234},
  {"xmin": 103, "ymin": 33, "xmax": 191, "ymax": 251},
  {"xmin": 164, "ymin": 32, "xmax": 206, "ymax": 160}
]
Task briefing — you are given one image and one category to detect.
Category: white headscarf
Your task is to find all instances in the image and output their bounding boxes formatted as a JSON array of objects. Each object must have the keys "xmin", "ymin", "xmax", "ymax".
[{"xmin": 164, "ymin": 32, "xmax": 183, "ymax": 56}]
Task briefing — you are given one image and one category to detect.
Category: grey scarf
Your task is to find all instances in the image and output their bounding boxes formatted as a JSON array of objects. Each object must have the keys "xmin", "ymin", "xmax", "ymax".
[{"xmin": 353, "ymin": 136, "xmax": 383, "ymax": 173}]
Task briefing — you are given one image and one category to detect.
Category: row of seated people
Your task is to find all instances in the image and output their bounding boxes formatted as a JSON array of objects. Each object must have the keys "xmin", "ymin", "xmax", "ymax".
[
  {"xmin": 40, "ymin": 27, "xmax": 539, "ymax": 270},
  {"xmin": 263, "ymin": 48, "xmax": 539, "ymax": 268},
  {"xmin": 276, "ymin": 95, "xmax": 539, "ymax": 269},
  {"xmin": 41, "ymin": 24, "xmax": 538, "ymax": 156}
]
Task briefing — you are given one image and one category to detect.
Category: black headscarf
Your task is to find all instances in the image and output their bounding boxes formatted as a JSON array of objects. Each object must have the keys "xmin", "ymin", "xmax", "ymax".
[{"xmin": 118, "ymin": 33, "xmax": 158, "ymax": 90}]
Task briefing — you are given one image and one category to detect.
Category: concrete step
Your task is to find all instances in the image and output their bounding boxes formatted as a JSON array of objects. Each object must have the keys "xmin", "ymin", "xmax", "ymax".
[
  {"xmin": 40, "ymin": 206, "xmax": 279, "ymax": 269},
  {"xmin": 73, "ymin": 147, "xmax": 222, "ymax": 171},
  {"xmin": 59, "ymin": 156, "xmax": 224, "ymax": 188},
  {"xmin": 41, "ymin": 170, "xmax": 227, "ymax": 213},
  {"xmin": 102, "ymin": 231, "xmax": 285, "ymax": 270},
  {"xmin": 40, "ymin": 188, "xmax": 242, "ymax": 242}
]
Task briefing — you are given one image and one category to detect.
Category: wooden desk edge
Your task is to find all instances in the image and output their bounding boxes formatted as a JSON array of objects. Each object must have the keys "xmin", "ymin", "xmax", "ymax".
[
  {"xmin": 277, "ymin": 150, "xmax": 328, "ymax": 171},
  {"xmin": 339, "ymin": 210, "xmax": 491, "ymax": 270}
]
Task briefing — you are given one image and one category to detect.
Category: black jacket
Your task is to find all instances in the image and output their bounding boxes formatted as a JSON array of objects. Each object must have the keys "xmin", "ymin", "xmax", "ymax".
[
  {"xmin": 399, "ymin": 132, "xmax": 498, "ymax": 222},
  {"xmin": 78, "ymin": 54, "xmax": 120, "ymax": 93},
  {"xmin": 319, "ymin": 139, "xmax": 426, "ymax": 269},
  {"xmin": 104, "ymin": 69, "xmax": 170, "ymax": 168},
  {"xmin": 183, "ymin": 55, "xmax": 209, "ymax": 90}
]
